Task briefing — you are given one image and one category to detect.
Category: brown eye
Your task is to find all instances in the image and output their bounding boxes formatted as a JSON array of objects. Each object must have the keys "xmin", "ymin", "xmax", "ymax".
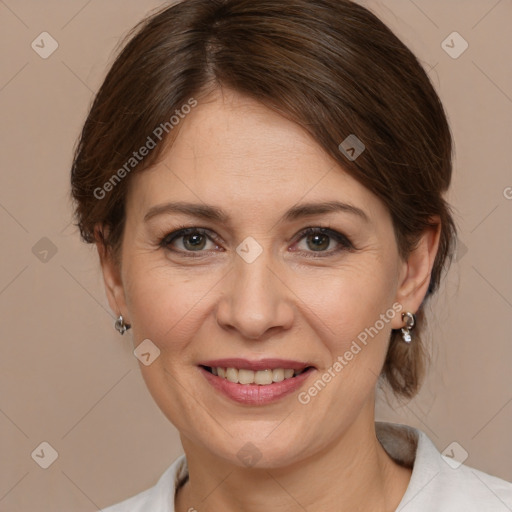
[
  {"xmin": 305, "ymin": 233, "xmax": 330, "ymax": 251},
  {"xmin": 294, "ymin": 227, "xmax": 353, "ymax": 256},
  {"xmin": 161, "ymin": 228, "xmax": 219, "ymax": 254},
  {"xmin": 182, "ymin": 232, "xmax": 207, "ymax": 251}
]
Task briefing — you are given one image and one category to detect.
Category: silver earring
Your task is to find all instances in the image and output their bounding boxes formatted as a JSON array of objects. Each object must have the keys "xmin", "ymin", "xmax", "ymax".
[
  {"xmin": 401, "ymin": 312, "xmax": 416, "ymax": 343},
  {"xmin": 114, "ymin": 315, "xmax": 131, "ymax": 335}
]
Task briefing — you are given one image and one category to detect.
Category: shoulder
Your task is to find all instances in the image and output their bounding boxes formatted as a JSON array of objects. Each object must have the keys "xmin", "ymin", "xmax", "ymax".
[
  {"xmin": 102, "ymin": 486, "xmax": 157, "ymax": 512},
  {"xmin": 102, "ymin": 455, "xmax": 188, "ymax": 512},
  {"xmin": 376, "ymin": 422, "xmax": 512, "ymax": 511},
  {"xmin": 401, "ymin": 453, "xmax": 512, "ymax": 511},
  {"xmin": 430, "ymin": 462, "xmax": 512, "ymax": 510}
]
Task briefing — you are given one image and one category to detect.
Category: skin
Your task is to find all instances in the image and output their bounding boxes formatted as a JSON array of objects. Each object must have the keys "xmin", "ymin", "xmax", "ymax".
[{"xmin": 98, "ymin": 88, "xmax": 441, "ymax": 512}]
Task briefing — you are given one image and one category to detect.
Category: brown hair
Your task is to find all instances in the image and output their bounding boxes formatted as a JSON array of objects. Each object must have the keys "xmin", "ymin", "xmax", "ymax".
[{"xmin": 70, "ymin": 0, "xmax": 456, "ymax": 399}]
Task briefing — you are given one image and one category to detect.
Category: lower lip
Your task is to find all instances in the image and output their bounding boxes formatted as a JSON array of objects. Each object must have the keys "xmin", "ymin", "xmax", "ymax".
[{"xmin": 199, "ymin": 366, "xmax": 315, "ymax": 405}]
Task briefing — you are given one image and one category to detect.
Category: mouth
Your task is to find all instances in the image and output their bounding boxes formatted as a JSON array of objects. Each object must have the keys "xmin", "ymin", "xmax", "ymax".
[
  {"xmin": 197, "ymin": 358, "xmax": 316, "ymax": 405},
  {"xmin": 198, "ymin": 357, "xmax": 316, "ymax": 385},
  {"xmin": 200, "ymin": 365, "xmax": 314, "ymax": 385}
]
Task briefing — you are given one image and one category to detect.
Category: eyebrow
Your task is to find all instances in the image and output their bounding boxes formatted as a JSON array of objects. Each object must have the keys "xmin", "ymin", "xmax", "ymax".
[{"xmin": 143, "ymin": 200, "xmax": 369, "ymax": 224}]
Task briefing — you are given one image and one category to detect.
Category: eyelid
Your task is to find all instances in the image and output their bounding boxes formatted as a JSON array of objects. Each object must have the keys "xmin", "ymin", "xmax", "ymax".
[
  {"xmin": 159, "ymin": 225, "xmax": 354, "ymax": 256},
  {"xmin": 291, "ymin": 226, "xmax": 354, "ymax": 254},
  {"xmin": 160, "ymin": 226, "xmax": 223, "ymax": 255}
]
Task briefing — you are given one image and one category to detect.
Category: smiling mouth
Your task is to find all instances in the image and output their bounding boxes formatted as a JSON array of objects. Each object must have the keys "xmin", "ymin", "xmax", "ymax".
[{"xmin": 200, "ymin": 365, "xmax": 314, "ymax": 385}]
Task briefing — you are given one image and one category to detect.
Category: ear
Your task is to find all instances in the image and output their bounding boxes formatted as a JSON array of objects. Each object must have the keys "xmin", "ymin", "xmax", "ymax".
[
  {"xmin": 95, "ymin": 225, "xmax": 130, "ymax": 324},
  {"xmin": 391, "ymin": 218, "xmax": 441, "ymax": 329}
]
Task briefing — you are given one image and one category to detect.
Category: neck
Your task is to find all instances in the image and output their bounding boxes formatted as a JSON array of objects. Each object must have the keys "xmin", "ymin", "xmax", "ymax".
[{"xmin": 175, "ymin": 405, "xmax": 411, "ymax": 512}]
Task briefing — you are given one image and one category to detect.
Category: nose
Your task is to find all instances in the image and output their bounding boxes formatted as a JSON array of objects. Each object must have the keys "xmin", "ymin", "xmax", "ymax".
[{"xmin": 215, "ymin": 249, "xmax": 294, "ymax": 340}]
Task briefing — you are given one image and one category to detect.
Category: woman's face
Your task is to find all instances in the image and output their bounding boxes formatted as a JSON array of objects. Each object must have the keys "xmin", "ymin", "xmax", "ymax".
[{"xmin": 105, "ymin": 89, "xmax": 416, "ymax": 468}]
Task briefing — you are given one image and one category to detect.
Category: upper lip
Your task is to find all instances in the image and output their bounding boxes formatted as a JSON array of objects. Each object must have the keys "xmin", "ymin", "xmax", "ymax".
[{"xmin": 198, "ymin": 358, "xmax": 315, "ymax": 371}]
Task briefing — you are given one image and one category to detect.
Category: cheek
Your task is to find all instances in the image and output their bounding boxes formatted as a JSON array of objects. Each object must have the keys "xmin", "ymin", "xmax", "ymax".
[
  {"xmin": 289, "ymin": 265, "xmax": 399, "ymax": 423},
  {"xmin": 295, "ymin": 261, "xmax": 397, "ymax": 339},
  {"xmin": 121, "ymin": 260, "xmax": 221, "ymax": 434},
  {"xmin": 122, "ymin": 258, "xmax": 219, "ymax": 350}
]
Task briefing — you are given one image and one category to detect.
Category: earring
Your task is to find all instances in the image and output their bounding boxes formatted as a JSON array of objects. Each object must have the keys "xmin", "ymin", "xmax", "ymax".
[
  {"xmin": 114, "ymin": 315, "xmax": 131, "ymax": 335},
  {"xmin": 400, "ymin": 312, "xmax": 416, "ymax": 343}
]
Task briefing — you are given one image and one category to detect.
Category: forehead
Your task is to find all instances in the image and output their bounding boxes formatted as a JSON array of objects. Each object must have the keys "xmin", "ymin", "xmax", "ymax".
[
  {"xmin": 161, "ymin": 89, "xmax": 333, "ymax": 186},
  {"xmin": 126, "ymin": 89, "xmax": 386, "ymax": 223}
]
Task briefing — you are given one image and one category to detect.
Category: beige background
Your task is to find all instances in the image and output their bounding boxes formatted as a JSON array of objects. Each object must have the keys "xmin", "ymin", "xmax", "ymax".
[{"xmin": 0, "ymin": 0, "xmax": 511, "ymax": 510}]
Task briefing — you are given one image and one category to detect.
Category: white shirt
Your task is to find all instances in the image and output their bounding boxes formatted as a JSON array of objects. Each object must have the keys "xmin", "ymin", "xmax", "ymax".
[{"xmin": 102, "ymin": 421, "xmax": 512, "ymax": 511}]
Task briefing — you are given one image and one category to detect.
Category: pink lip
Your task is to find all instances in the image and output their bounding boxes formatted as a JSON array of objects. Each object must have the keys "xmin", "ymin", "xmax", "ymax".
[
  {"xmin": 198, "ymin": 358, "xmax": 313, "ymax": 371},
  {"xmin": 198, "ymin": 365, "xmax": 316, "ymax": 405}
]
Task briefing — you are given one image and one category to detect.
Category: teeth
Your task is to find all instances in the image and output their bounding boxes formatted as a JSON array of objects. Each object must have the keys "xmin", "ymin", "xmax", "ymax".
[
  {"xmin": 272, "ymin": 368, "xmax": 284, "ymax": 382},
  {"xmin": 211, "ymin": 367, "xmax": 308, "ymax": 385},
  {"xmin": 238, "ymin": 369, "xmax": 255, "ymax": 384},
  {"xmin": 226, "ymin": 367, "xmax": 238, "ymax": 383},
  {"xmin": 255, "ymin": 369, "xmax": 273, "ymax": 385}
]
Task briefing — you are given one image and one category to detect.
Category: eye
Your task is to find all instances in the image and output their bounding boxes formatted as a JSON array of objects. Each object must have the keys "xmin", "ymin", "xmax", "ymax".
[
  {"xmin": 159, "ymin": 226, "xmax": 353, "ymax": 258},
  {"xmin": 160, "ymin": 227, "xmax": 221, "ymax": 254},
  {"xmin": 292, "ymin": 227, "xmax": 353, "ymax": 256}
]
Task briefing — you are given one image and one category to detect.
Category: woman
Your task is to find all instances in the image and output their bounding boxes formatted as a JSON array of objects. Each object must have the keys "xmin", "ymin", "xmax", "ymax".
[{"xmin": 70, "ymin": 0, "xmax": 512, "ymax": 510}]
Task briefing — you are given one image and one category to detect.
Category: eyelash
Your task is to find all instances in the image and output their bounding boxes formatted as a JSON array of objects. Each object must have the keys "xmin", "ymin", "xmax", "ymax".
[{"xmin": 159, "ymin": 225, "xmax": 354, "ymax": 258}]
